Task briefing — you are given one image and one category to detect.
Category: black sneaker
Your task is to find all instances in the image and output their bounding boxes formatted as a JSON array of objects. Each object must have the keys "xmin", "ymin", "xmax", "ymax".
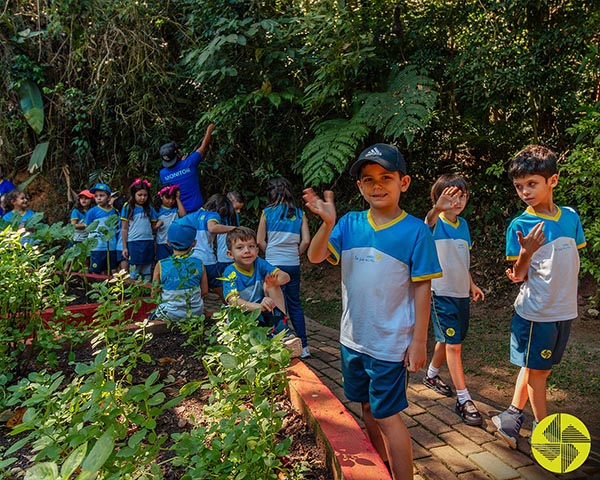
[
  {"xmin": 455, "ymin": 400, "xmax": 482, "ymax": 426},
  {"xmin": 422, "ymin": 375, "xmax": 452, "ymax": 397}
]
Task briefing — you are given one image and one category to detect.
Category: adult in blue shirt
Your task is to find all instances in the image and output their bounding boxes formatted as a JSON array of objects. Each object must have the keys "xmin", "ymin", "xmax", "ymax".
[{"xmin": 159, "ymin": 123, "xmax": 215, "ymax": 213}]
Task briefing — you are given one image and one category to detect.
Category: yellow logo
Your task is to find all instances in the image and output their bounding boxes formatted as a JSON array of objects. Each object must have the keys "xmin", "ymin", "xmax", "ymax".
[
  {"xmin": 375, "ymin": 253, "xmax": 382, "ymax": 261},
  {"xmin": 446, "ymin": 327, "xmax": 455, "ymax": 337},
  {"xmin": 531, "ymin": 413, "xmax": 591, "ymax": 473},
  {"xmin": 540, "ymin": 349, "xmax": 552, "ymax": 359}
]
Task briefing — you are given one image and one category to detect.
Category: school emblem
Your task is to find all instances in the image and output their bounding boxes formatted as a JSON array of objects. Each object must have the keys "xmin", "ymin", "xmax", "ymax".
[
  {"xmin": 531, "ymin": 413, "xmax": 591, "ymax": 473},
  {"xmin": 446, "ymin": 327, "xmax": 456, "ymax": 337},
  {"xmin": 375, "ymin": 253, "xmax": 382, "ymax": 261},
  {"xmin": 541, "ymin": 349, "xmax": 552, "ymax": 359}
]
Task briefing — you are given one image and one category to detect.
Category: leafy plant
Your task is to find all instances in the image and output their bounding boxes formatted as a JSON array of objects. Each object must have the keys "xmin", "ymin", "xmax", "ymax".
[{"xmin": 300, "ymin": 66, "xmax": 437, "ymax": 186}]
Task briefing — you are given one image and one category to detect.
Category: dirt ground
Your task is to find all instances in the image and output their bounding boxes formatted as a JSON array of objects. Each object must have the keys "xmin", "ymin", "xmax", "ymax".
[{"xmin": 301, "ymin": 261, "xmax": 600, "ymax": 443}]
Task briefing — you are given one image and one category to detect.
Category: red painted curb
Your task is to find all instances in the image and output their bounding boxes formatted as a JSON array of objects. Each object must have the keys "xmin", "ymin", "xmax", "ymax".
[{"xmin": 287, "ymin": 360, "xmax": 391, "ymax": 480}]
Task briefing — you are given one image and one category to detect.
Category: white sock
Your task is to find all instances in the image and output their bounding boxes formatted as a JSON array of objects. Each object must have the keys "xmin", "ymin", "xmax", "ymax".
[
  {"xmin": 457, "ymin": 388, "xmax": 471, "ymax": 404},
  {"xmin": 427, "ymin": 364, "xmax": 440, "ymax": 379}
]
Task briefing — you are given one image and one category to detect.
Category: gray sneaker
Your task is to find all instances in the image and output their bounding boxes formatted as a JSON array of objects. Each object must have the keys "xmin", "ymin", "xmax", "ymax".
[
  {"xmin": 300, "ymin": 346, "xmax": 311, "ymax": 359},
  {"xmin": 492, "ymin": 409, "xmax": 524, "ymax": 449}
]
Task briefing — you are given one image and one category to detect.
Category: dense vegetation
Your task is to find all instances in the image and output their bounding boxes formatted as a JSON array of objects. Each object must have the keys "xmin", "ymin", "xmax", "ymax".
[{"xmin": 1, "ymin": 0, "xmax": 599, "ymax": 286}]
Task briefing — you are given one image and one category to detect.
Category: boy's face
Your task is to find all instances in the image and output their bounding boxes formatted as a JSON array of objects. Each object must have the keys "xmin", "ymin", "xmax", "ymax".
[
  {"xmin": 227, "ymin": 237, "xmax": 259, "ymax": 269},
  {"xmin": 512, "ymin": 173, "xmax": 558, "ymax": 209},
  {"xmin": 356, "ymin": 163, "xmax": 410, "ymax": 212},
  {"xmin": 95, "ymin": 191, "xmax": 110, "ymax": 207}
]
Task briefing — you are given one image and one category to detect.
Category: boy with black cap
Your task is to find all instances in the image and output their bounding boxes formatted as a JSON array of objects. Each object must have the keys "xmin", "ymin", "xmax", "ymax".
[
  {"xmin": 159, "ymin": 123, "xmax": 215, "ymax": 213},
  {"xmin": 303, "ymin": 144, "xmax": 442, "ymax": 480},
  {"xmin": 152, "ymin": 220, "xmax": 208, "ymax": 321}
]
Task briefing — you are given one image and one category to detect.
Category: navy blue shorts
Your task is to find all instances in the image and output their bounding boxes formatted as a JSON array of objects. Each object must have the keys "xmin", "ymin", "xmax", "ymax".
[
  {"xmin": 155, "ymin": 243, "xmax": 173, "ymax": 262},
  {"xmin": 90, "ymin": 250, "xmax": 118, "ymax": 273},
  {"xmin": 127, "ymin": 240, "xmax": 154, "ymax": 266},
  {"xmin": 205, "ymin": 263, "xmax": 221, "ymax": 289},
  {"xmin": 510, "ymin": 312, "xmax": 572, "ymax": 370},
  {"xmin": 431, "ymin": 294, "xmax": 470, "ymax": 344},
  {"xmin": 341, "ymin": 344, "xmax": 408, "ymax": 419}
]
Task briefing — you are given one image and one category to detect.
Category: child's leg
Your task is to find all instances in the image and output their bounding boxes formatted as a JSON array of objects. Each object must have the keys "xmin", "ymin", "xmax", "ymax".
[
  {"xmin": 510, "ymin": 367, "xmax": 551, "ymax": 421},
  {"xmin": 445, "ymin": 343, "xmax": 466, "ymax": 391},
  {"xmin": 370, "ymin": 408, "xmax": 413, "ymax": 480},
  {"xmin": 279, "ymin": 265, "xmax": 308, "ymax": 347},
  {"xmin": 263, "ymin": 283, "xmax": 287, "ymax": 314},
  {"xmin": 430, "ymin": 341, "xmax": 446, "ymax": 369}
]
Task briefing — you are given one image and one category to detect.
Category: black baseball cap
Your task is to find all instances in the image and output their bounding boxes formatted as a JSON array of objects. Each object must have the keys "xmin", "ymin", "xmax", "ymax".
[
  {"xmin": 349, "ymin": 143, "xmax": 407, "ymax": 177},
  {"xmin": 159, "ymin": 142, "xmax": 179, "ymax": 168}
]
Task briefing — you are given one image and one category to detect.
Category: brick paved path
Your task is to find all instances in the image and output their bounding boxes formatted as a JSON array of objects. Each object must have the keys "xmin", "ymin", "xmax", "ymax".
[
  {"xmin": 302, "ymin": 317, "xmax": 600, "ymax": 480},
  {"xmin": 204, "ymin": 295, "xmax": 599, "ymax": 479}
]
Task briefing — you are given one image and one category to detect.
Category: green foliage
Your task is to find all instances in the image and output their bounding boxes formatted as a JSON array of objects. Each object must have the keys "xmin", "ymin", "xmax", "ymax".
[
  {"xmin": 17, "ymin": 80, "xmax": 44, "ymax": 134},
  {"xmin": 557, "ymin": 104, "xmax": 600, "ymax": 289},
  {"xmin": 301, "ymin": 66, "xmax": 437, "ymax": 186}
]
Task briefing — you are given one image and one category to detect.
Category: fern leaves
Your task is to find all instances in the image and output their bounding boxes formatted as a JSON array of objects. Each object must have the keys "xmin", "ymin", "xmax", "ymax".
[{"xmin": 301, "ymin": 66, "xmax": 437, "ymax": 186}]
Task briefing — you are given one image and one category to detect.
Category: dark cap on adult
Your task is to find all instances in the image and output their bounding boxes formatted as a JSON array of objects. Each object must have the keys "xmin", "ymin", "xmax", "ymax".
[
  {"xmin": 159, "ymin": 142, "xmax": 179, "ymax": 168},
  {"xmin": 349, "ymin": 143, "xmax": 407, "ymax": 177}
]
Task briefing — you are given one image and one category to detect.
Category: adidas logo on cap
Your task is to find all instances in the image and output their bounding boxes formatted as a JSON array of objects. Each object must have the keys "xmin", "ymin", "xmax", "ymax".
[{"xmin": 364, "ymin": 147, "xmax": 382, "ymax": 158}]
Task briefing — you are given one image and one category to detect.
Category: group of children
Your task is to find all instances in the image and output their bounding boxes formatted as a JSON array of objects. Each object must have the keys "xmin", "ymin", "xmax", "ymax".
[
  {"xmin": 2, "ymin": 138, "xmax": 585, "ymax": 479},
  {"xmin": 70, "ymin": 174, "xmax": 312, "ymax": 359},
  {"xmin": 303, "ymin": 143, "xmax": 585, "ymax": 479}
]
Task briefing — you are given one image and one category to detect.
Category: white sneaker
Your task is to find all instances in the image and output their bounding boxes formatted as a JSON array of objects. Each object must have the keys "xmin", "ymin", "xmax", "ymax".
[
  {"xmin": 300, "ymin": 346, "xmax": 311, "ymax": 359},
  {"xmin": 283, "ymin": 336, "xmax": 302, "ymax": 358}
]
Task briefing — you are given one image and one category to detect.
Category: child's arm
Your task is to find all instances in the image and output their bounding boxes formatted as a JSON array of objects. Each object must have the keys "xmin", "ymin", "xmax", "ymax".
[
  {"xmin": 121, "ymin": 219, "xmax": 129, "ymax": 259},
  {"xmin": 505, "ymin": 221, "xmax": 545, "ymax": 283},
  {"xmin": 207, "ymin": 220, "xmax": 236, "ymax": 235},
  {"xmin": 469, "ymin": 272, "xmax": 485, "ymax": 301},
  {"xmin": 303, "ymin": 188, "xmax": 336, "ymax": 263},
  {"xmin": 151, "ymin": 263, "xmax": 161, "ymax": 297},
  {"xmin": 405, "ymin": 280, "xmax": 431, "ymax": 373},
  {"xmin": 256, "ymin": 212, "xmax": 267, "ymax": 252},
  {"xmin": 71, "ymin": 218, "xmax": 86, "ymax": 230},
  {"xmin": 425, "ymin": 186, "xmax": 463, "ymax": 227},
  {"xmin": 298, "ymin": 214, "xmax": 311, "ymax": 256},
  {"xmin": 176, "ymin": 191, "xmax": 187, "ymax": 217},
  {"xmin": 264, "ymin": 270, "xmax": 290, "ymax": 289},
  {"xmin": 196, "ymin": 124, "xmax": 216, "ymax": 156},
  {"xmin": 200, "ymin": 269, "xmax": 208, "ymax": 297},
  {"xmin": 227, "ymin": 294, "xmax": 273, "ymax": 312}
]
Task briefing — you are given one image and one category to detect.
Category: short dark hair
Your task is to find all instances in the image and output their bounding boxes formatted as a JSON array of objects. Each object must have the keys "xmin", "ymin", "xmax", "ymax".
[
  {"xmin": 431, "ymin": 174, "xmax": 469, "ymax": 204},
  {"xmin": 226, "ymin": 226, "xmax": 257, "ymax": 250},
  {"xmin": 508, "ymin": 145, "xmax": 557, "ymax": 180}
]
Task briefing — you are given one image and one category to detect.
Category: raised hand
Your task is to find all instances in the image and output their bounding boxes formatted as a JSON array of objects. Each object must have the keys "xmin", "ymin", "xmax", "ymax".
[
  {"xmin": 435, "ymin": 186, "xmax": 464, "ymax": 212},
  {"xmin": 303, "ymin": 188, "xmax": 336, "ymax": 225}
]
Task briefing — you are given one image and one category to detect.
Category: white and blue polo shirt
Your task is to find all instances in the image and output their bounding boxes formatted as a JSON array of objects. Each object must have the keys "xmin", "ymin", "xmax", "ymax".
[
  {"xmin": 120, "ymin": 203, "xmax": 157, "ymax": 241},
  {"xmin": 328, "ymin": 210, "xmax": 442, "ymax": 362},
  {"xmin": 430, "ymin": 213, "xmax": 471, "ymax": 298},
  {"xmin": 179, "ymin": 209, "xmax": 220, "ymax": 266},
  {"xmin": 506, "ymin": 206, "xmax": 586, "ymax": 322},
  {"xmin": 263, "ymin": 205, "xmax": 303, "ymax": 266},
  {"xmin": 84, "ymin": 206, "xmax": 118, "ymax": 251}
]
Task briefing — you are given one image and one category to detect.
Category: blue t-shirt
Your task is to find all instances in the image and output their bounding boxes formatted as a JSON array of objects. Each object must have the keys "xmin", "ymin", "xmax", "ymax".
[
  {"xmin": 84, "ymin": 206, "xmax": 118, "ymax": 251},
  {"xmin": 328, "ymin": 209, "xmax": 442, "ymax": 362},
  {"xmin": 159, "ymin": 151, "xmax": 203, "ymax": 211},
  {"xmin": 0, "ymin": 180, "xmax": 16, "ymax": 195},
  {"xmin": 506, "ymin": 206, "xmax": 586, "ymax": 322},
  {"xmin": 263, "ymin": 205, "xmax": 303, "ymax": 267},
  {"xmin": 222, "ymin": 257, "xmax": 278, "ymax": 304},
  {"xmin": 3, "ymin": 209, "xmax": 35, "ymax": 225},
  {"xmin": 120, "ymin": 203, "xmax": 157, "ymax": 242},
  {"xmin": 430, "ymin": 213, "xmax": 472, "ymax": 298}
]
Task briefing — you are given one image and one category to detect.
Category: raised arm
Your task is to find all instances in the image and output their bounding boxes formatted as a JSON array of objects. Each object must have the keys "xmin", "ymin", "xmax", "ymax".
[
  {"xmin": 196, "ymin": 123, "xmax": 216, "ymax": 156},
  {"xmin": 302, "ymin": 188, "xmax": 336, "ymax": 263},
  {"xmin": 425, "ymin": 186, "xmax": 463, "ymax": 227}
]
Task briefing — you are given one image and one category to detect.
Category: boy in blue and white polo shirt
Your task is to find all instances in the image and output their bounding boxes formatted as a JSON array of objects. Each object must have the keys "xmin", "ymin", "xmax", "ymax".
[
  {"xmin": 492, "ymin": 145, "xmax": 586, "ymax": 449},
  {"xmin": 84, "ymin": 183, "xmax": 119, "ymax": 275},
  {"xmin": 303, "ymin": 143, "xmax": 442, "ymax": 479}
]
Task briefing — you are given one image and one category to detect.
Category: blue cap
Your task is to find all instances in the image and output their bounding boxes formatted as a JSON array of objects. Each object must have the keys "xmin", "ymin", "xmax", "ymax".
[
  {"xmin": 89, "ymin": 183, "xmax": 112, "ymax": 194},
  {"xmin": 167, "ymin": 221, "xmax": 196, "ymax": 250}
]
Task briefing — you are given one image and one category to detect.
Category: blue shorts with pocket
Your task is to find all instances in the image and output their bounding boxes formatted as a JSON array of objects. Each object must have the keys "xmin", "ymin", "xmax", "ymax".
[
  {"xmin": 431, "ymin": 294, "xmax": 470, "ymax": 344},
  {"xmin": 510, "ymin": 312, "xmax": 572, "ymax": 370},
  {"xmin": 341, "ymin": 344, "xmax": 408, "ymax": 419},
  {"xmin": 90, "ymin": 250, "xmax": 118, "ymax": 274}
]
